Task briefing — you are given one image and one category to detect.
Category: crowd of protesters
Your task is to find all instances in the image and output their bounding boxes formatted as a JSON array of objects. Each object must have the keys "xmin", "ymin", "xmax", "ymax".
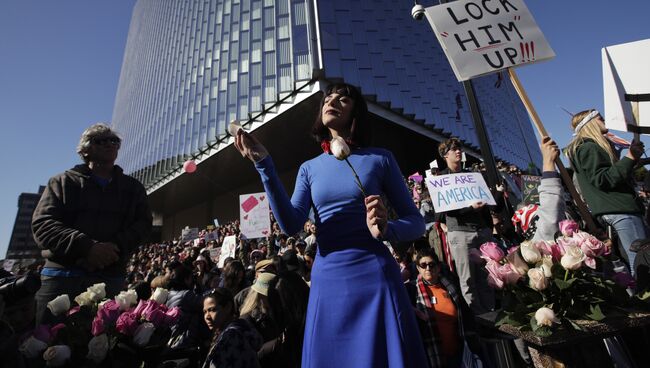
[{"xmin": 2, "ymin": 100, "xmax": 650, "ymax": 368}]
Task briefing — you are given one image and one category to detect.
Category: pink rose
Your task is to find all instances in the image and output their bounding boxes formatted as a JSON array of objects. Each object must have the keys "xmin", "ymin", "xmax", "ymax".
[
  {"xmin": 559, "ymin": 220, "xmax": 579, "ymax": 237},
  {"xmin": 133, "ymin": 300, "xmax": 158, "ymax": 319},
  {"xmin": 574, "ymin": 232, "xmax": 608, "ymax": 258},
  {"xmin": 97, "ymin": 300, "xmax": 122, "ymax": 325},
  {"xmin": 556, "ymin": 237, "xmax": 579, "ymax": 256},
  {"xmin": 486, "ymin": 261, "xmax": 521, "ymax": 290},
  {"xmin": 485, "ymin": 261, "xmax": 504, "ymax": 289},
  {"xmin": 50, "ymin": 323, "xmax": 66, "ymax": 339},
  {"xmin": 584, "ymin": 257, "xmax": 596, "ymax": 269},
  {"xmin": 480, "ymin": 242, "xmax": 505, "ymax": 262},
  {"xmin": 144, "ymin": 307, "xmax": 167, "ymax": 328},
  {"xmin": 91, "ymin": 316, "xmax": 105, "ymax": 336},
  {"xmin": 506, "ymin": 250, "xmax": 529, "ymax": 276},
  {"xmin": 32, "ymin": 324, "xmax": 53, "ymax": 344},
  {"xmin": 66, "ymin": 306, "xmax": 81, "ymax": 316},
  {"xmin": 116, "ymin": 312, "xmax": 138, "ymax": 336},
  {"xmin": 165, "ymin": 307, "xmax": 182, "ymax": 325}
]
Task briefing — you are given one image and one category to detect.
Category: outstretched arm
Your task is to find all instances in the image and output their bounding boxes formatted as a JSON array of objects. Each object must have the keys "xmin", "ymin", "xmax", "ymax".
[{"xmin": 233, "ymin": 127, "xmax": 310, "ymax": 235}]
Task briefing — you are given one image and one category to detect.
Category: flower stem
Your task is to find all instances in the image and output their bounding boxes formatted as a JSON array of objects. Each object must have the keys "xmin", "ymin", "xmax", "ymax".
[
  {"xmin": 564, "ymin": 269, "xmax": 569, "ymax": 282},
  {"xmin": 344, "ymin": 158, "xmax": 367, "ymax": 197}
]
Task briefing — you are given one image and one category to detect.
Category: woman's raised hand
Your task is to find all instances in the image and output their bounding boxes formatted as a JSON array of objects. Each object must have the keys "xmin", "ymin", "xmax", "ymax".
[{"xmin": 233, "ymin": 127, "xmax": 269, "ymax": 163}]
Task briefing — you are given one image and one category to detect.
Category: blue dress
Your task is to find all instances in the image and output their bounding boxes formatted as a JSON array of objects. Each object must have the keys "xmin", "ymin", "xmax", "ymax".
[{"xmin": 255, "ymin": 147, "xmax": 428, "ymax": 368}]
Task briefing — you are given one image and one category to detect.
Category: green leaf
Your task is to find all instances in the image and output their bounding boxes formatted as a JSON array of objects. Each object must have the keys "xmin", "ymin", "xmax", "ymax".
[
  {"xmin": 554, "ymin": 278, "xmax": 576, "ymax": 290},
  {"xmin": 585, "ymin": 304, "xmax": 605, "ymax": 321},
  {"xmin": 496, "ymin": 311, "xmax": 525, "ymax": 327},
  {"xmin": 534, "ymin": 325, "xmax": 553, "ymax": 337},
  {"xmin": 566, "ymin": 319, "xmax": 584, "ymax": 331}
]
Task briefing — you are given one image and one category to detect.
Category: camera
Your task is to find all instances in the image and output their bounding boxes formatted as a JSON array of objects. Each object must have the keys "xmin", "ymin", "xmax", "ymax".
[
  {"xmin": 411, "ymin": 2, "xmax": 425, "ymax": 20},
  {"xmin": 0, "ymin": 272, "xmax": 40, "ymax": 305}
]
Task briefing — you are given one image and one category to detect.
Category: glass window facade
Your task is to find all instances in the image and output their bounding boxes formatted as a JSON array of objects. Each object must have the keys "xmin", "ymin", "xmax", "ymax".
[{"xmin": 113, "ymin": 0, "xmax": 540, "ymax": 188}]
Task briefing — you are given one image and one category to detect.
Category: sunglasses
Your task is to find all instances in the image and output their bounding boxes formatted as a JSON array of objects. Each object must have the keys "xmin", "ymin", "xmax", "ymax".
[
  {"xmin": 418, "ymin": 262, "xmax": 437, "ymax": 270},
  {"xmin": 92, "ymin": 136, "xmax": 121, "ymax": 146}
]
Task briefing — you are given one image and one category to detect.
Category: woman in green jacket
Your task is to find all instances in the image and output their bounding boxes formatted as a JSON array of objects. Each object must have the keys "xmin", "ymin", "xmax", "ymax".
[{"xmin": 566, "ymin": 109, "xmax": 646, "ymax": 275}]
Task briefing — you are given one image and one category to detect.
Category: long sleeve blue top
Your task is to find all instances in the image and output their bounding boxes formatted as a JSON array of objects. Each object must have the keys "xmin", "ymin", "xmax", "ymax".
[{"xmin": 254, "ymin": 147, "xmax": 425, "ymax": 250}]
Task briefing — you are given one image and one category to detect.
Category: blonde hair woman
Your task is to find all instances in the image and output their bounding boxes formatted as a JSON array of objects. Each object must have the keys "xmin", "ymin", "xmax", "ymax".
[{"xmin": 566, "ymin": 109, "xmax": 646, "ymax": 275}]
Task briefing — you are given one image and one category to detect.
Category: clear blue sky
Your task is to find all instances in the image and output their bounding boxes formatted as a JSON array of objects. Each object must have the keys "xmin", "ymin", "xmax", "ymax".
[{"xmin": 1, "ymin": 1, "xmax": 649, "ymax": 258}]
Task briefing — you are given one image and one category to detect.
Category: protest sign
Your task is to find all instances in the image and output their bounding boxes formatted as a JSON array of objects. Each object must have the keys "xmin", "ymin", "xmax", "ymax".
[
  {"xmin": 180, "ymin": 227, "xmax": 199, "ymax": 242},
  {"xmin": 425, "ymin": 172, "xmax": 496, "ymax": 213},
  {"xmin": 424, "ymin": 0, "xmax": 554, "ymax": 81},
  {"xmin": 520, "ymin": 175, "xmax": 541, "ymax": 205},
  {"xmin": 209, "ymin": 248, "xmax": 221, "ymax": 263},
  {"xmin": 218, "ymin": 235, "xmax": 237, "ymax": 268},
  {"xmin": 239, "ymin": 192, "xmax": 271, "ymax": 239},
  {"xmin": 602, "ymin": 39, "xmax": 650, "ymax": 134}
]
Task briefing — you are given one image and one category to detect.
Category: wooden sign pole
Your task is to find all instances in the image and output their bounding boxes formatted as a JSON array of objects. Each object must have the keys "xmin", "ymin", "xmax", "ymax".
[{"xmin": 507, "ymin": 68, "xmax": 600, "ymax": 234}]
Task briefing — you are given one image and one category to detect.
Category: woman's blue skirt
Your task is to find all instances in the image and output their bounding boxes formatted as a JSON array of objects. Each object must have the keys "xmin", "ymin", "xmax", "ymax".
[{"xmin": 301, "ymin": 243, "xmax": 429, "ymax": 367}]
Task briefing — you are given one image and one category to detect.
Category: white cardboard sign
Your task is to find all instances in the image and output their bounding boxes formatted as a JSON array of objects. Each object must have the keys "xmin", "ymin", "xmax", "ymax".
[
  {"xmin": 239, "ymin": 192, "xmax": 271, "ymax": 239},
  {"xmin": 218, "ymin": 235, "xmax": 237, "ymax": 268},
  {"xmin": 602, "ymin": 39, "xmax": 650, "ymax": 134},
  {"xmin": 425, "ymin": 172, "xmax": 496, "ymax": 213},
  {"xmin": 424, "ymin": 0, "xmax": 554, "ymax": 81}
]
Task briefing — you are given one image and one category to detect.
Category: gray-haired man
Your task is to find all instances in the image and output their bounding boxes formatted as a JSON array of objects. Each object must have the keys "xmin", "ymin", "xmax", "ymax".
[{"xmin": 33, "ymin": 123, "xmax": 152, "ymax": 323}]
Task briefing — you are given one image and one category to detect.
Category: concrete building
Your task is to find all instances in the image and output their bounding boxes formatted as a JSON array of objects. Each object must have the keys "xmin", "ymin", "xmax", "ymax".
[
  {"xmin": 112, "ymin": 0, "xmax": 541, "ymax": 239},
  {"xmin": 5, "ymin": 186, "xmax": 45, "ymax": 261}
]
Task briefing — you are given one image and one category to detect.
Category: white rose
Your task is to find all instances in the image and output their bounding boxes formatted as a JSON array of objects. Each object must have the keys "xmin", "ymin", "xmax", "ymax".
[
  {"xmin": 115, "ymin": 290, "xmax": 138, "ymax": 311},
  {"xmin": 74, "ymin": 290, "xmax": 96, "ymax": 307},
  {"xmin": 43, "ymin": 345, "xmax": 71, "ymax": 367},
  {"xmin": 150, "ymin": 288, "xmax": 169, "ymax": 305},
  {"xmin": 87, "ymin": 334, "xmax": 109, "ymax": 363},
  {"xmin": 133, "ymin": 322, "xmax": 156, "ymax": 347},
  {"xmin": 47, "ymin": 295, "xmax": 70, "ymax": 316},
  {"xmin": 330, "ymin": 137, "xmax": 351, "ymax": 160},
  {"xmin": 87, "ymin": 283, "xmax": 106, "ymax": 301},
  {"xmin": 124, "ymin": 289, "xmax": 138, "ymax": 306},
  {"xmin": 534, "ymin": 307, "xmax": 558, "ymax": 327},
  {"xmin": 19, "ymin": 336, "xmax": 48, "ymax": 358},
  {"xmin": 520, "ymin": 240, "xmax": 542, "ymax": 264},
  {"xmin": 538, "ymin": 255, "xmax": 553, "ymax": 278},
  {"xmin": 560, "ymin": 246, "xmax": 585, "ymax": 271},
  {"xmin": 227, "ymin": 120, "xmax": 242, "ymax": 136},
  {"xmin": 527, "ymin": 267, "xmax": 549, "ymax": 291}
]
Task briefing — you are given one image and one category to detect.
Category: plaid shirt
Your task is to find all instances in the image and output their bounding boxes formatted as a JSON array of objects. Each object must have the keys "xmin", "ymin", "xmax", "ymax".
[{"xmin": 414, "ymin": 274, "xmax": 467, "ymax": 368}]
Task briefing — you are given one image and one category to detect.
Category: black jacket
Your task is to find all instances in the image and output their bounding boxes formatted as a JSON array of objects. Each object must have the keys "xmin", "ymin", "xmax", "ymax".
[{"xmin": 32, "ymin": 164, "xmax": 152, "ymax": 276}]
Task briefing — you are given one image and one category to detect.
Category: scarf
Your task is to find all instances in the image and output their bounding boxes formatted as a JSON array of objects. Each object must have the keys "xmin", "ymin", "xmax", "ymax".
[{"xmin": 416, "ymin": 274, "xmax": 467, "ymax": 368}]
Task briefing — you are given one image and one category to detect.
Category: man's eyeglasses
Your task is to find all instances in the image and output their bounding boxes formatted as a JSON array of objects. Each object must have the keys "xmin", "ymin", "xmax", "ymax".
[
  {"xmin": 92, "ymin": 137, "xmax": 121, "ymax": 146},
  {"xmin": 418, "ymin": 262, "xmax": 437, "ymax": 270}
]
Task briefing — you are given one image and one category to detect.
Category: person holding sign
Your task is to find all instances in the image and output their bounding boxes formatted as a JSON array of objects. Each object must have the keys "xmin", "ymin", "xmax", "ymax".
[
  {"xmin": 436, "ymin": 138, "xmax": 504, "ymax": 314},
  {"xmin": 233, "ymin": 83, "xmax": 428, "ymax": 367},
  {"xmin": 566, "ymin": 109, "xmax": 647, "ymax": 275}
]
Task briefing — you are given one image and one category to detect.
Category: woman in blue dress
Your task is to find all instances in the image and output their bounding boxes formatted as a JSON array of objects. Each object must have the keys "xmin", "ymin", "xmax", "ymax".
[{"xmin": 234, "ymin": 83, "xmax": 429, "ymax": 367}]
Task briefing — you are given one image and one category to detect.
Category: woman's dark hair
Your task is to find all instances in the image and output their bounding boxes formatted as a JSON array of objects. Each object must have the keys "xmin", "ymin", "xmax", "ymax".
[
  {"xmin": 311, "ymin": 83, "xmax": 370, "ymax": 146},
  {"xmin": 222, "ymin": 260, "xmax": 245, "ymax": 295},
  {"xmin": 204, "ymin": 288, "xmax": 236, "ymax": 343},
  {"xmin": 267, "ymin": 271, "xmax": 310, "ymax": 367},
  {"xmin": 414, "ymin": 247, "xmax": 440, "ymax": 265},
  {"xmin": 204, "ymin": 287, "xmax": 235, "ymax": 313},
  {"xmin": 167, "ymin": 262, "xmax": 192, "ymax": 291}
]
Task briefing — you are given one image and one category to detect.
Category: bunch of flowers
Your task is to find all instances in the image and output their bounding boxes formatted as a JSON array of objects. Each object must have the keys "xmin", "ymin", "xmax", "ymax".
[
  {"xmin": 20, "ymin": 285, "xmax": 181, "ymax": 366},
  {"xmin": 20, "ymin": 283, "xmax": 108, "ymax": 367},
  {"xmin": 89, "ymin": 287, "xmax": 180, "ymax": 363},
  {"xmin": 479, "ymin": 220, "xmax": 632, "ymax": 337}
]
